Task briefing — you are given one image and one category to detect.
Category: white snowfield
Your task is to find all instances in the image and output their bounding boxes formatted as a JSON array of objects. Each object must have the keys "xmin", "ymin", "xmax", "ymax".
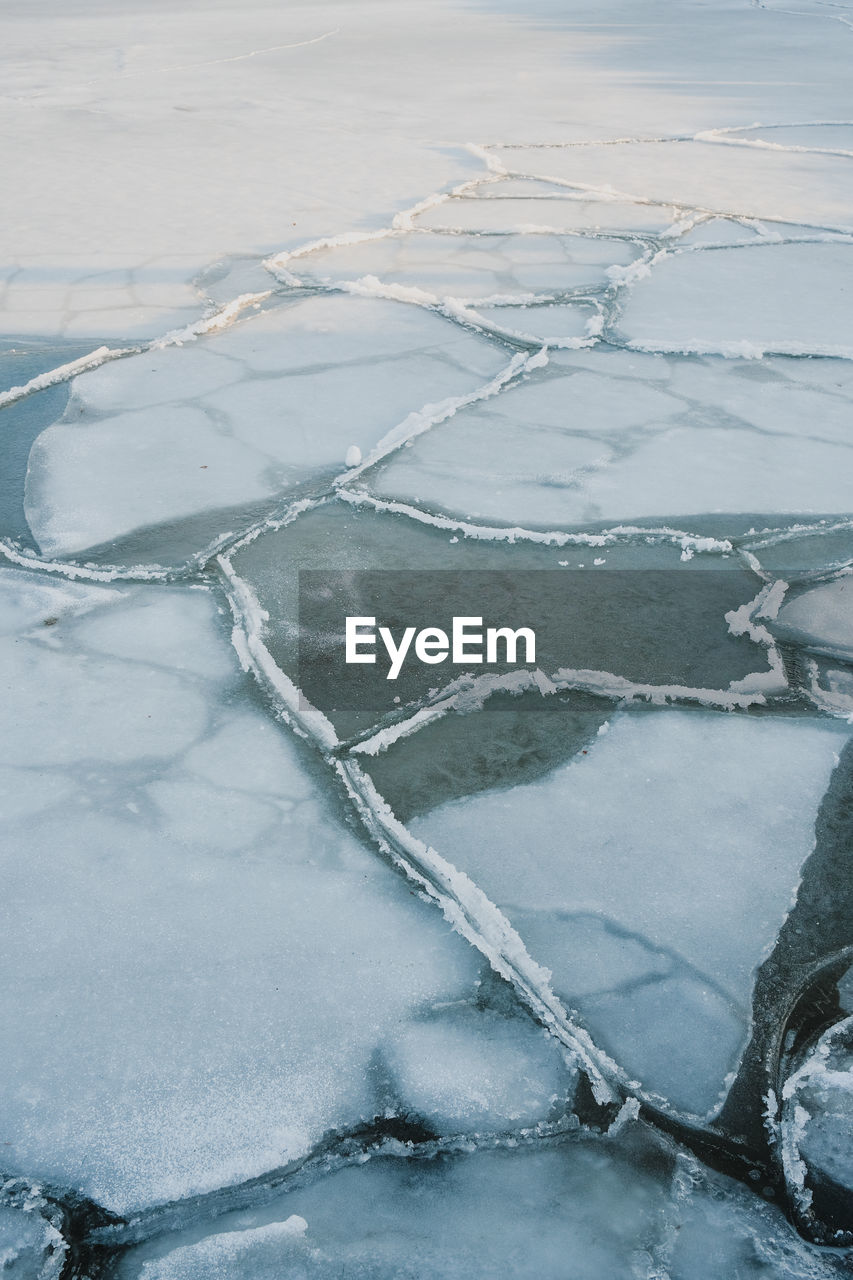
[{"xmin": 3, "ymin": 0, "xmax": 853, "ymax": 1274}]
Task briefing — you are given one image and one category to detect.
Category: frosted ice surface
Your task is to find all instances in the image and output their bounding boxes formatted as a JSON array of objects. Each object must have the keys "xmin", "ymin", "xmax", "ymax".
[
  {"xmin": 783, "ymin": 1018, "xmax": 853, "ymax": 1198},
  {"xmin": 131, "ymin": 1141, "xmax": 673, "ymax": 1280},
  {"xmin": 619, "ymin": 244, "xmax": 853, "ymax": 358},
  {"xmin": 364, "ymin": 349, "xmax": 853, "ymax": 524},
  {"xmin": 285, "ymin": 231, "xmax": 640, "ymax": 300},
  {"xmin": 0, "ymin": 1200, "xmax": 64, "ymax": 1280},
  {"xmin": 410, "ymin": 710, "xmax": 848, "ymax": 1115},
  {"xmin": 0, "ymin": 572, "xmax": 535, "ymax": 1213},
  {"xmin": 772, "ymin": 578, "xmax": 853, "ymax": 663},
  {"xmin": 24, "ymin": 293, "xmax": 506, "ymax": 557},
  {"xmin": 381, "ymin": 1007, "xmax": 574, "ymax": 1135},
  {"xmin": 494, "ymin": 141, "xmax": 853, "ymax": 229}
]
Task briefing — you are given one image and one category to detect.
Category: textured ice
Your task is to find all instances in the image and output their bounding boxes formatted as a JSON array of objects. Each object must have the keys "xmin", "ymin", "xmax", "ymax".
[
  {"xmin": 129, "ymin": 1140, "xmax": 674, "ymax": 1280},
  {"xmin": 782, "ymin": 1018, "xmax": 853, "ymax": 1201},
  {"xmin": 121, "ymin": 1132, "xmax": 843, "ymax": 1280},
  {"xmin": 0, "ymin": 572, "xmax": 553, "ymax": 1213},
  {"xmin": 772, "ymin": 577, "xmax": 853, "ymax": 663},
  {"xmin": 0, "ymin": 1198, "xmax": 64, "ymax": 1280},
  {"xmin": 618, "ymin": 244, "xmax": 853, "ymax": 358},
  {"xmin": 281, "ymin": 231, "xmax": 641, "ymax": 301},
  {"xmin": 494, "ymin": 141, "xmax": 853, "ymax": 230},
  {"xmin": 410, "ymin": 710, "xmax": 848, "ymax": 1115},
  {"xmin": 468, "ymin": 301, "xmax": 600, "ymax": 345},
  {"xmin": 381, "ymin": 1006, "xmax": 573, "ymax": 1136},
  {"xmin": 363, "ymin": 348, "xmax": 853, "ymax": 525},
  {"xmin": 24, "ymin": 294, "xmax": 505, "ymax": 557}
]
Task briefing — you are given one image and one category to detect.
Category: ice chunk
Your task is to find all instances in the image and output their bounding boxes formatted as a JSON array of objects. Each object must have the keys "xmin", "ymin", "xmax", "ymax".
[
  {"xmin": 283, "ymin": 231, "xmax": 641, "ymax": 301},
  {"xmin": 0, "ymin": 1197, "xmax": 64, "ymax": 1280},
  {"xmin": 382, "ymin": 1006, "xmax": 573, "ymax": 1135},
  {"xmin": 772, "ymin": 577, "xmax": 853, "ymax": 663},
  {"xmin": 618, "ymin": 244, "xmax": 853, "ymax": 358},
  {"xmin": 24, "ymin": 293, "xmax": 506, "ymax": 559},
  {"xmin": 410, "ymin": 709, "xmax": 848, "ymax": 1115},
  {"xmin": 782, "ymin": 1018, "xmax": 853, "ymax": 1206},
  {"xmin": 0, "ymin": 572, "xmax": 497, "ymax": 1213}
]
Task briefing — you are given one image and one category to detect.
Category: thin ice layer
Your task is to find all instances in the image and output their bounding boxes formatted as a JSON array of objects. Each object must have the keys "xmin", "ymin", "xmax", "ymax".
[
  {"xmin": 772, "ymin": 577, "xmax": 853, "ymax": 663},
  {"xmin": 24, "ymin": 293, "xmax": 506, "ymax": 557},
  {"xmin": 0, "ymin": 570, "xmax": 533, "ymax": 1214},
  {"xmin": 363, "ymin": 348, "xmax": 853, "ymax": 524},
  {"xmin": 410, "ymin": 709, "xmax": 847, "ymax": 1115},
  {"xmin": 618, "ymin": 243, "xmax": 853, "ymax": 358}
]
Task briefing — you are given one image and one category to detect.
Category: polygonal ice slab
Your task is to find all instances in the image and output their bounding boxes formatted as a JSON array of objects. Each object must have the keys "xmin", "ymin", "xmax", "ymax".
[
  {"xmin": 0, "ymin": 260, "xmax": 203, "ymax": 341},
  {"xmin": 618, "ymin": 243, "xmax": 853, "ymax": 358},
  {"xmin": 0, "ymin": 569, "xmax": 571, "ymax": 1214},
  {"xmin": 282, "ymin": 231, "xmax": 641, "ymax": 301},
  {"xmin": 362, "ymin": 347, "xmax": 853, "ymax": 525},
  {"xmin": 413, "ymin": 191, "xmax": 678, "ymax": 235},
  {"xmin": 24, "ymin": 292, "xmax": 507, "ymax": 558},
  {"xmin": 409, "ymin": 709, "xmax": 849, "ymax": 1116},
  {"xmin": 772, "ymin": 577, "xmax": 853, "ymax": 663},
  {"xmin": 493, "ymin": 140, "xmax": 853, "ymax": 230}
]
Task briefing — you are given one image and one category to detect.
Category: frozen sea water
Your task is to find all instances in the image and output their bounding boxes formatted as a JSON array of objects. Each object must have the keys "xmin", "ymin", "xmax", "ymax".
[{"xmin": 3, "ymin": 0, "xmax": 853, "ymax": 1271}]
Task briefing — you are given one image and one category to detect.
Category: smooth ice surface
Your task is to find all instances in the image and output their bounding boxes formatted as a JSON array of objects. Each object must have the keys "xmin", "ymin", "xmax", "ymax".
[
  {"xmin": 619, "ymin": 244, "xmax": 853, "ymax": 358},
  {"xmin": 410, "ymin": 710, "xmax": 848, "ymax": 1115},
  {"xmin": 773, "ymin": 578, "xmax": 853, "ymax": 663},
  {"xmin": 364, "ymin": 349, "xmax": 853, "ymax": 525},
  {"xmin": 284, "ymin": 231, "xmax": 640, "ymax": 301},
  {"xmin": 0, "ymin": 571, "xmax": 540, "ymax": 1213},
  {"xmin": 25, "ymin": 293, "xmax": 505, "ymax": 556}
]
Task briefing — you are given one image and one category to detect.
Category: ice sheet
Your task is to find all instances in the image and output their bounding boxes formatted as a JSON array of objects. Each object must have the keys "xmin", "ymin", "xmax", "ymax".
[
  {"xmin": 280, "ymin": 231, "xmax": 641, "ymax": 301},
  {"xmin": 363, "ymin": 349, "xmax": 853, "ymax": 526}
]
